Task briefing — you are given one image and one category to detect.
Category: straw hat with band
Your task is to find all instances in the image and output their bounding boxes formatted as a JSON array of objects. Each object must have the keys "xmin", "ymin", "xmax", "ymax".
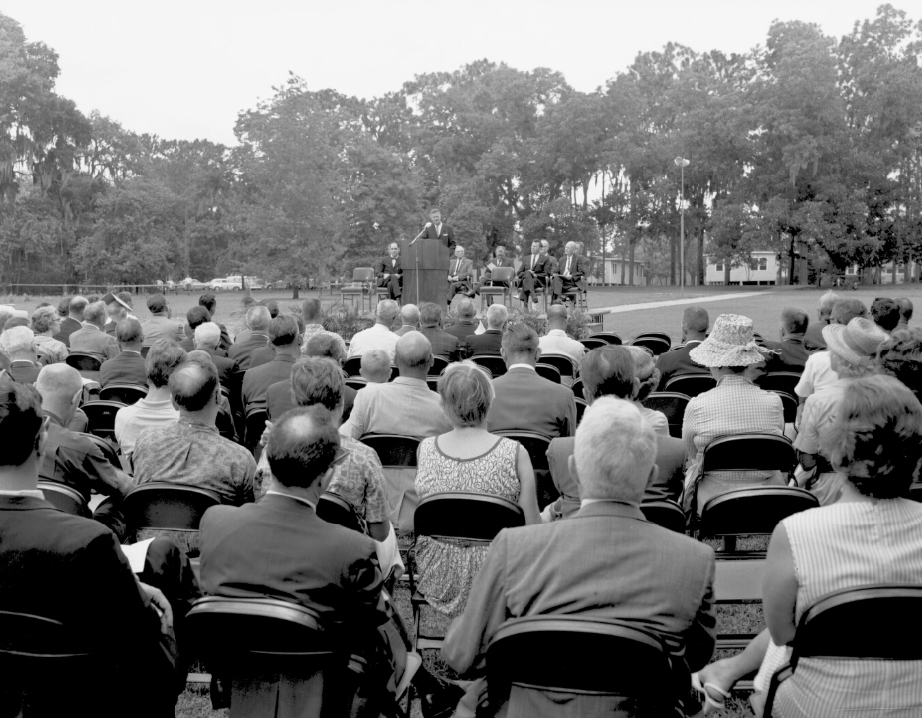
[
  {"xmin": 689, "ymin": 314, "xmax": 767, "ymax": 368},
  {"xmin": 822, "ymin": 317, "xmax": 887, "ymax": 366}
]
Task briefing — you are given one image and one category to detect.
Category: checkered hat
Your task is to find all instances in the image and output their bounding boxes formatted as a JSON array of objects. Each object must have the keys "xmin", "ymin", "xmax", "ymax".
[{"xmin": 689, "ymin": 314, "xmax": 766, "ymax": 367}]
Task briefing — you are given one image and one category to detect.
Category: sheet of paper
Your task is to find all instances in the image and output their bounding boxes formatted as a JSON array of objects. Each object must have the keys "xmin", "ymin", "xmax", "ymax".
[{"xmin": 120, "ymin": 538, "xmax": 155, "ymax": 573}]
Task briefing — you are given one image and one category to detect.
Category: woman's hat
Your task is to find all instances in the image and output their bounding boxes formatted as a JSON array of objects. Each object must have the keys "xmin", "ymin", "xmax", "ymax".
[
  {"xmin": 689, "ymin": 314, "xmax": 766, "ymax": 368},
  {"xmin": 822, "ymin": 317, "xmax": 887, "ymax": 366}
]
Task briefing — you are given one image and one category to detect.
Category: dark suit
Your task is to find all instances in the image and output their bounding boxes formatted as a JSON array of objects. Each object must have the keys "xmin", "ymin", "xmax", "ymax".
[
  {"xmin": 266, "ymin": 379, "xmax": 356, "ymax": 423},
  {"xmin": 228, "ymin": 332, "xmax": 270, "ymax": 371},
  {"xmin": 803, "ymin": 322, "xmax": 828, "ymax": 351},
  {"xmin": 8, "ymin": 361, "xmax": 41, "ymax": 385},
  {"xmin": 551, "ymin": 254, "xmax": 590, "ymax": 300},
  {"xmin": 100, "ymin": 350, "xmax": 147, "ymax": 388},
  {"xmin": 54, "ymin": 316, "xmax": 82, "ymax": 347},
  {"xmin": 655, "ymin": 340, "xmax": 707, "ymax": 391},
  {"xmin": 376, "ymin": 256, "xmax": 403, "ymax": 300},
  {"xmin": 487, "ymin": 366, "xmax": 576, "ymax": 438},
  {"xmin": 762, "ymin": 336, "xmax": 809, "ymax": 373},
  {"xmin": 447, "ymin": 257, "xmax": 474, "ymax": 301},
  {"xmin": 202, "ymin": 347, "xmax": 239, "ymax": 386},
  {"xmin": 0, "ymin": 495, "xmax": 182, "ymax": 718},
  {"xmin": 444, "ymin": 321, "xmax": 479, "ymax": 357},
  {"xmin": 248, "ymin": 344, "xmax": 278, "ymax": 369},
  {"xmin": 241, "ymin": 354, "xmax": 297, "ymax": 414},
  {"xmin": 420, "ymin": 326, "xmax": 461, "ymax": 362},
  {"xmin": 517, "ymin": 253, "xmax": 552, "ymax": 301},
  {"xmin": 442, "ymin": 502, "xmax": 716, "ymax": 717},
  {"xmin": 466, "ymin": 329, "xmax": 503, "ymax": 356},
  {"xmin": 420, "ymin": 222, "xmax": 455, "ymax": 251}
]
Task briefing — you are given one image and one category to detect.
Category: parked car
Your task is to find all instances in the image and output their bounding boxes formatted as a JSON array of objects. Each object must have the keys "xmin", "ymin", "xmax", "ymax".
[
  {"xmin": 209, "ymin": 278, "xmax": 242, "ymax": 291},
  {"xmin": 244, "ymin": 276, "xmax": 265, "ymax": 290}
]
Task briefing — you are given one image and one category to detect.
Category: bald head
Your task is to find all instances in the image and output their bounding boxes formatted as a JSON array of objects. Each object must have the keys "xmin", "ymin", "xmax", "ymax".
[
  {"xmin": 546, "ymin": 304, "xmax": 568, "ymax": 330},
  {"xmin": 456, "ymin": 298, "xmax": 476, "ymax": 320},
  {"xmin": 399, "ymin": 304, "xmax": 419, "ymax": 328},
  {"xmin": 267, "ymin": 407, "xmax": 341, "ymax": 490},
  {"xmin": 395, "ymin": 331, "xmax": 432, "ymax": 377},
  {"xmin": 169, "ymin": 361, "xmax": 219, "ymax": 414},
  {"xmin": 36, "ymin": 364, "xmax": 83, "ymax": 401}
]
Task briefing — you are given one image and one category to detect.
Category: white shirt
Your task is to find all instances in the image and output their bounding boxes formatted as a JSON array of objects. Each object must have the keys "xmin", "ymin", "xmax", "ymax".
[
  {"xmin": 795, "ymin": 351, "xmax": 836, "ymax": 399},
  {"xmin": 434, "ymin": 223, "xmax": 443, "ymax": 236},
  {"xmin": 539, "ymin": 329, "xmax": 586, "ymax": 365},
  {"xmin": 347, "ymin": 323, "xmax": 399, "ymax": 360},
  {"xmin": 507, "ymin": 363, "xmax": 536, "ymax": 372}
]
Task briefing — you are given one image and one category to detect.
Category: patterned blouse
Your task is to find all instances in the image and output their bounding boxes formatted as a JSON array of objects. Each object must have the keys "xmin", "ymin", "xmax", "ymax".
[{"xmin": 414, "ymin": 435, "xmax": 520, "ymax": 619}]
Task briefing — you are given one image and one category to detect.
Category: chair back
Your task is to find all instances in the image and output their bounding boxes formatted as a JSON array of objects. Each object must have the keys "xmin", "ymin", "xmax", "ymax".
[
  {"xmin": 37, "ymin": 482, "xmax": 91, "ymax": 518},
  {"xmin": 537, "ymin": 353, "xmax": 576, "ymax": 379},
  {"xmin": 388, "ymin": 365, "xmax": 399, "ymax": 381},
  {"xmin": 429, "ymin": 355, "xmax": 449, "ymax": 375},
  {"xmin": 700, "ymin": 434, "xmax": 796, "ymax": 475},
  {"xmin": 225, "ymin": 369, "xmax": 246, "ymax": 423},
  {"xmin": 580, "ymin": 338, "xmax": 607, "ymax": 351},
  {"xmin": 489, "ymin": 267, "xmax": 515, "ymax": 283},
  {"xmin": 244, "ymin": 408, "xmax": 269, "ymax": 453},
  {"xmin": 664, "ymin": 373, "xmax": 716, "ymax": 397},
  {"xmin": 575, "ymin": 397, "xmax": 588, "ymax": 426},
  {"xmin": 630, "ymin": 336, "xmax": 671, "ymax": 356},
  {"xmin": 768, "ymin": 389, "xmax": 798, "ymax": 424},
  {"xmin": 0, "ymin": 611, "xmax": 90, "ymax": 662},
  {"xmin": 487, "ymin": 616, "xmax": 672, "ymax": 709},
  {"xmin": 570, "ymin": 377, "xmax": 584, "ymax": 398},
  {"xmin": 79, "ymin": 400, "xmax": 124, "ymax": 440},
  {"xmin": 425, "ymin": 377, "xmax": 439, "ymax": 392},
  {"xmin": 634, "ymin": 331, "xmax": 672, "ymax": 345},
  {"xmin": 756, "ymin": 371, "xmax": 802, "ymax": 397},
  {"xmin": 140, "ymin": 345, "xmax": 150, "ymax": 358},
  {"xmin": 909, "ymin": 482, "xmax": 922, "ymax": 503},
  {"xmin": 470, "ymin": 354, "xmax": 507, "ymax": 377},
  {"xmin": 494, "ymin": 431, "xmax": 554, "ymax": 509},
  {"xmin": 699, "ymin": 486, "xmax": 818, "ymax": 537},
  {"xmin": 79, "ymin": 433, "xmax": 121, "ymax": 469},
  {"xmin": 342, "ymin": 356, "xmax": 362, "ymax": 377},
  {"xmin": 359, "ymin": 434, "xmax": 420, "ymax": 468},
  {"xmin": 65, "ymin": 353, "xmax": 102, "ymax": 372},
  {"xmin": 588, "ymin": 332, "xmax": 622, "ymax": 345},
  {"xmin": 351, "ymin": 267, "xmax": 375, "ymax": 284},
  {"xmin": 122, "ymin": 482, "xmax": 222, "ymax": 533},
  {"xmin": 345, "ymin": 377, "xmax": 367, "ymax": 391},
  {"xmin": 535, "ymin": 363, "xmax": 561, "ymax": 384},
  {"xmin": 216, "ymin": 404, "xmax": 236, "ymax": 442},
  {"xmin": 414, "ymin": 491, "xmax": 524, "ymax": 542},
  {"xmin": 316, "ymin": 492, "xmax": 363, "ymax": 534},
  {"xmin": 641, "ymin": 392, "xmax": 690, "ymax": 439},
  {"xmin": 640, "ymin": 500, "xmax": 686, "ymax": 534},
  {"xmin": 98, "ymin": 383, "xmax": 147, "ymax": 405}
]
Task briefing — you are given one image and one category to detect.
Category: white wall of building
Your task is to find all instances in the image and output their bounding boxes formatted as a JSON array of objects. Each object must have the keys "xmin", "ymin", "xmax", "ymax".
[
  {"xmin": 706, "ymin": 251, "xmax": 778, "ymax": 285},
  {"xmin": 594, "ymin": 257, "xmax": 646, "ymax": 286}
]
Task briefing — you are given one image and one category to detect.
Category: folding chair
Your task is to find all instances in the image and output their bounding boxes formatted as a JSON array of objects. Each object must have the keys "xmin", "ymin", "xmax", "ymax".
[
  {"xmin": 429, "ymin": 355, "xmax": 449, "ymax": 375},
  {"xmin": 79, "ymin": 400, "xmax": 125, "ymax": 441},
  {"xmin": 244, "ymin": 408, "xmax": 268, "ymax": 456},
  {"xmin": 122, "ymin": 482, "xmax": 222, "ymax": 552},
  {"xmin": 340, "ymin": 268, "xmax": 375, "ymax": 312},
  {"xmin": 756, "ymin": 371, "xmax": 802, "ymax": 397},
  {"xmin": 580, "ymin": 338, "xmax": 607, "ymax": 351},
  {"xmin": 559, "ymin": 277, "xmax": 588, "ymax": 310},
  {"xmin": 359, "ymin": 433, "xmax": 421, "ymax": 534},
  {"xmin": 641, "ymin": 391, "xmax": 690, "ymax": 439},
  {"xmin": 425, "ymin": 377, "xmax": 439, "ymax": 392},
  {"xmin": 225, "ymin": 369, "xmax": 246, "ymax": 437},
  {"xmin": 574, "ymin": 397, "xmax": 588, "ymax": 426},
  {"xmin": 99, "ymin": 383, "xmax": 147, "ymax": 405},
  {"xmin": 388, "ymin": 365, "xmax": 399, "ymax": 381},
  {"xmin": 639, "ymin": 499, "xmax": 686, "ymax": 534},
  {"xmin": 768, "ymin": 389, "xmax": 798, "ymax": 424},
  {"xmin": 479, "ymin": 267, "xmax": 515, "ymax": 310},
  {"xmin": 634, "ymin": 331, "xmax": 671, "ymax": 345},
  {"xmin": 412, "ymin": 492, "xmax": 524, "ymax": 650},
  {"xmin": 345, "ymin": 377, "xmax": 367, "ymax": 391},
  {"xmin": 535, "ymin": 363, "xmax": 561, "ymax": 384},
  {"xmin": 630, "ymin": 334, "xmax": 671, "ymax": 356},
  {"xmin": 37, "ymin": 481, "xmax": 91, "ymax": 518},
  {"xmin": 80, "ymin": 432, "xmax": 121, "ymax": 469},
  {"xmin": 494, "ymin": 431, "xmax": 555, "ymax": 510},
  {"xmin": 342, "ymin": 356, "xmax": 362, "ymax": 377},
  {"xmin": 664, "ymin": 373, "xmax": 716, "ymax": 398},
  {"xmin": 470, "ymin": 354, "xmax": 507, "ymax": 378},
  {"xmin": 764, "ymin": 585, "xmax": 922, "ymax": 717},
  {"xmin": 588, "ymin": 332, "xmax": 622, "ymax": 345},
  {"xmin": 537, "ymin": 353, "xmax": 577, "ymax": 383},
  {"xmin": 65, "ymin": 353, "xmax": 102, "ymax": 373},
  {"xmin": 486, "ymin": 616, "xmax": 674, "ymax": 715},
  {"xmin": 570, "ymin": 377, "xmax": 584, "ymax": 399},
  {"xmin": 316, "ymin": 492, "xmax": 363, "ymax": 534}
]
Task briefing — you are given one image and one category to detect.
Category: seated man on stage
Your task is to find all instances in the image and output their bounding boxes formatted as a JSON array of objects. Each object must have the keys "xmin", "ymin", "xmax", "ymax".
[
  {"xmin": 446, "ymin": 245, "xmax": 474, "ymax": 304},
  {"xmin": 517, "ymin": 240, "xmax": 552, "ymax": 307},
  {"xmin": 477, "ymin": 245, "xmax": 516, "ymax": 305},
  {"xmin": 376, "ymin": 243, "xmax": 403, "ymax": 301},
  {"xmin": 552, "ymin": 241, "xmax": 589, "ymax": 304}
]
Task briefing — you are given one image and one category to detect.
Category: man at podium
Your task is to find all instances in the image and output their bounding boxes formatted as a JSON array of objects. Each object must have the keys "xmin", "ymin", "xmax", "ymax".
[{"xmin": 418, "ymin": 207, "xmax": 455, "ymax": 251}]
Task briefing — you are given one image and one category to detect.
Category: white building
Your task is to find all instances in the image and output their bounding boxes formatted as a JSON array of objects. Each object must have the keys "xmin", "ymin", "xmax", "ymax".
[
  {"xmin": 591, "ymin": 255, "xmax": 646, "ymax": 286},
  {"xmin": 706, "ymin": 250, "xmax": 779, "ymax": 285}
]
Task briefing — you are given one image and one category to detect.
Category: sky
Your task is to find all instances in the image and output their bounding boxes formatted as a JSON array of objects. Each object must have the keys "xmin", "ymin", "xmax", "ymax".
[{"xmin": 4, "ymin": 0, "xmax": 902, "ymax": 146}]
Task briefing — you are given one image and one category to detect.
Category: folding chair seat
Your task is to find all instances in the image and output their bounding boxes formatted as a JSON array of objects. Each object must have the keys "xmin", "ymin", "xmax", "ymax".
[
  {"xmin": 359, "ymin": 434, "xmax": 421, "ymax": 533},
  {"xmin": 755, "ymin": 371, "xmax": 802, "ymax": 397},
  {"xmin": 470, "ymin": 354, "xmax": 506, "ymax": 378},
  {"xmin": 412, "ymin": 492, "xmax": 524, "ymax": 650},
  {"xmin": 98, "ymin": 383, "xmax": 147, "ymax": 405},
  {"xmin": 340, "ymin": 267, "xmax": 375, "ymax": 312},
  {"xmin": 79, "ymin": 400, "xmax": 125, "ymax": 440},
  {"xmin": 536, "ymin": 353, "xmax": 577, "ymax": 383},
  {"xmin": 641, "ymin": 391, "xmax": 690, "ymax": 439},
  {"xmin": 486, "ymin": 616, "xmax": 674, "ymax": 715},
  {"xmin": 316, "ymin": 492, "xmax": 363, "ymax": 534},
  {"xmin": 639, "ymin": 499, "xmax": 686, "ymax": 534},
  {"xmin": 65, "ymin": 353, "xmax": 103, "ymax": 373},
  {"xmin": 37, "ymin": 481, "xmax": 91, "ymax": 518},
  {"xmin": 630, "ymin": 335, "xmax": 671, "ymax": 356},
  {"xmin": 534, "ymin": 362, "xmax": 561, "ymax": 384},
  {"xmin": 664, "ymin": 373, "xmax": 716, "ymax": 398},
  {"xmin": 123, "ymin": 482, "xmax": 222, "ymax": 554},
  {"xmin": 579, "ymin": 338, "xmax": 607, "ymax": 351},
  {"xmin": 764, "ymin": 585, "xmax": 922, "ymax": 717},
  {"xmin": 429, "ymin": 356, "xmax": 449, "ymax": 376},
  {"xmin": 345, "ymin": 377, "xmax": 367, "ymax": 391},
  {"xmin": 479, "ymin": 267, "xmax": 515, "ymax": 310},
  {"xmin": 588, "ymin": 332, "xmax": 622, "ymax": 345},
  {"xmin": 342, "ymin": 356, "xmax": 362, "ymax": 377},
  {"xmin": 494, "ymin": 431, "xmax": 555, "ymax": 510}
]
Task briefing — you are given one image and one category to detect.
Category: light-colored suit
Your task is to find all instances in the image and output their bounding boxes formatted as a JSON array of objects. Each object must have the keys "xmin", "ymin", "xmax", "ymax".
[
  {"xmin": 487, "ymin": 366, "xmax": 576, "ymax": 438},
  {"xmin": 68, "ymin": 325, "xmax": 119, "ymax": 360},
  {"xmin": 443, "ymin": 502, "xmax": 716, "ymax": 717}
]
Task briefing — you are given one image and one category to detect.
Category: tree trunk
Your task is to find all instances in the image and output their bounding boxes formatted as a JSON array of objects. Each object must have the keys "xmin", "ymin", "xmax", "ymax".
[
  {"xmin": 628, "ymin": 240, "xmax": 636, "ymax": 286},
  {"xmin": 724, "ymin": 262, "xmax": 730, "ymax": 285},
  {"xmin": 697, "ymin": 226, "xmax": 705, "ymax": 286},
  {"xmin": 892, "ymin": 260, "xmax": 897, "ymax": 285}
]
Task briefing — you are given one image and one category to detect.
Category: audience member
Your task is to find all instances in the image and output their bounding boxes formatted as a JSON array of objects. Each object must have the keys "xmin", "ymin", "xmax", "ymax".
[
  {"xmin": 394, "ymin": 303, "xmax": 420, "ymax": 336},
  {"xmin": 895, "ymin": 297, "xmax": 913, "ymax": 331},
  {"xmin": 114, "ymin": 339, "xmax": 184, "ymax": 457},
  {"xmin": 795, "ymin": 297, "xmax": 867, "ymax": 402},
  {"xmin": 655, "ymin": 306, "xmax": 709, "ymax": 389},
  {"xmin": 141, "ymin": 294, "xmax": 183, "ymax": 346},
  {"xmin": 103, "ymin": 294, "xmax": 131, "ymax": 336},
  {"xmin": 803, "ymin": 291, "xmax": 839, "ymax": 350},
  {"xmin": 133, "ymin": 359, "xmax": 255, "ymax": 505},
  {"xmin": 446, "ymin": 245, "xmax": 475, "ymax": 302},
  {"xmin": 877, "ymin": 327, "xmax": 922, "ymax": 402},
  {"xmin": 193, "ymin": 322, "xmax": 238, "ymax": 385},
  {"xmin": 3, "ymin": 316, "xmax": 29, "ymax": 331},
  {"xmin": 198, "ymin": 293, "xmax": 231, "ymax": 351},
  {"xmin": 31, "ymin": 305, "xmax": 68, "ymax": 364},
  {"xmin": 465, "ymin": 303, "xmax": 506, "ymax": 356},
  {"xmin": 179, "ymin": 306, "xmax": 212, "ymax": 352},
  {"xmin": 444, "ymin": 298, "xmax": 479, "ymax": 351},
  {"xmin": 540, "ymin": 239, "xmax": 557, "ymax": 275},
  {"xmin": 360, "ymin": 349, "xmax": 392, "ymax": 384},
  {"xmin": 347, "ymin": 299, "xmax": 400, "ymax": 360},
  {"xmin": 486, "ymin": 324, "xmax": 576, "ymax": 438},
  {"xmin": 53, "ymin": 295, "xmax": 86, "ymax": 347},
  {"xmin": 69, "ymin": 301, "xmax": 119, "ymax": 361},
  {"xmin": 0, "ymin": 380, "xmax": 185, "ymax": 718},
  {"xmin": 625, "ymin": 345, "xmax": 669, "ymax": 436},
  {"xmin": 235, "ymin": 299, "xmax": 279, "ymax": 350},
  {"xmin": 762, "ymin": 307, "xmax": 810, "ymax": 373},
  {"xmin": 538, "ymin": 304, "xmax": 585, "ymax": 371},
  {"xmin": 682, "ymin": 314, "xmax": 785, "ymax": 514},
  {"xmin": 443, "ymin": 398, "xmax": 716, "ymax": 718},
  {"xmin": 871, "ymin": 296, "xmax": 901, "ymax": 334},
  {"xmin": 299, "ymin": 297, "xmax": 346, "ymax": 355},
  {"xmin": 55, "ymin": 296, "xmax": 70, "ymax": 320},
  {"xmin": 100, "ymin": 318, "xmax": 147, "ymax": 388},
  {"xmin": 1, "ymin": 327, "xmax": 41, "ymax": 384},
  {"xmin": 241, "ymin": 315, "xmax": 301, "ymax": 414},
  {"xmin": 227, "ymin": 304, "xmax": 271, "ymax": 370},
  {"xmin": 268, "ymin": 334, "xmax": 357, "ymax": 422},
  {"xmin": 418, "ymin": 302, "xmax": 461, "ymax": 361}
]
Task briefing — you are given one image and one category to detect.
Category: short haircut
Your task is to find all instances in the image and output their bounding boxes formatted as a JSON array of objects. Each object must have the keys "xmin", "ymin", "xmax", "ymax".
[
  {"xmin": 418, "ymin": 302, "xmax": 441, "ymax": 327},
  {"xmin": 267, "ymin": 407, "xmax": 341, "ymax": 489},
  {"xmin": 456, "ymin": 298, "xmax": 476, "ymax": 319},
  {"xmin": 376, "ymin": 299, "xmax": 399, "ymax": 324},
  {"xmin": 290, "ymin": 357, "xmax": 344, "ymax": 411},
  {"xmin": 146, "ymin": 339, "xmax": 187, "ymax": 388},
  {"xmin": 147, "ymin": 294, "xmax": 168, "ymax": 314},
  {"xmin": 264, "ymin": 300, "xmax": 279, "ymax": 319},
  {"xmin": 83, "ymin": 301, "xmax": 107, "ymax": 326},
  {"xmin": 437, "ymin": 362, "xmax": 493, "ymax": 427},
  {"xmin": 360, "ymin": 350, "xmax": 391, "ymax": 380},
  {"xmin": 683, "ymin": 307, "xmax": 709, "ymax": 333},
  {"xmin": 116, "ymin": 318, "xmax": 143, "ymax": 344},
  {"xmin": 823, "ymin": 375, "xmax": 922, "ymax": 498},
  {"xmin": 831, "ymin": 298, "xmax": 867, "ymax": 325},
  {"xmin": 0, "ymin": 326, "xmax": 34, "ymax": 355},
  {"xmin": 395, "ymin": 331, "xmax": 432, "ymax": 368},
  {"xmin": 626, "ymin": 345, "xmax": 660, "ymax": 401},
  {"xmin": 429, "ymin": 207, "xmax": 440, "ymax": 215},
  {"xmin": 780, "ymin": 307, "xmax": 809, "ymax": 335},
  {"xmin": 871, "ymin": 297, "xmax": 900, "ymax": 332},
  {"xmin": 4, "ymin": 317, "xmax": 29, "ymax": 331},
  {"xmin": 301, "ymin": 297, "xmax": 322, "ymax": 322},
  {"xmin": 399, "ymin": 304, "xmax": 419, "ymax": 325},
  {"xmin": 69, "ymin": 296, "xmax": 88, "ymax": 316},
  {"xmin": 580, "ymin": 346, "xmax": 635, "ymax": 400},
  {"xmin": 877, "ymin": 327, "xmax": 922, "ymax": 399},
  {"xmin": 195, "ymin": 322, "xmax": 221, "ymax": 349},
  {"xmin": 186, "ymin": 306, "xmax": 211, "ymax": 331},
  {"xmin": 0, "ymin": 380, "xmax": 44, "ymax": 466},
  {"xmin": 486, "ymin": 303, "xmax": 508, "ymax": 330},
  {"xmin": 818, "ymin": 291, "xmax": 840, "ymax": 318},
  {"xmin": 501, "ymin": 323, "xmax": 538, "ymax": 355},
  {"xmin": 575, "ymin": 397, "xmax": 656, "ymax": 503},
  {"xmin": 268, "ymin": 315, "xmax": 299, "ymax": 346},
  {"xmin": 31, "ymin": 305, "xmax": 59, "ymax": 334},
  {"xmin": 895, "ymin": 297, "xmax": 913, "ymax": 322},
  {"xmin": 246, "ymin": 305, "xmax": 271, "ymax": 332},
  {"xmin": 304, "ymin": 333, "xmax": 345, "ymax": 364},
  {"xmin": 35, "ymin": 364, "xmax": 82, "ymax": 402},
  {"xmin": 169, "ymin": 360, "xmax": 218, "ymax": 412},
  {"xmin": 57, "ymin": 297, "xmax": 71, "ymax": 318},
  {"xmin": 198, "ymin": 293, "xmax": 217, "ymax": 315}
]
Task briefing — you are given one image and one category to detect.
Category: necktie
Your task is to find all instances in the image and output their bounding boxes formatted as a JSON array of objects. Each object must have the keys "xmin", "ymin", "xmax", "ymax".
[
  {"xmin": 566, "ymin": 257, "xmax": 571, "ymax": 274},
  {"xmin": 392, "ymin": 259, "xmax": 395, "ymax": 268},
  {"xmin": 531, "ymin": 255, "xmax": 537, "ymax": 270},
  {"xmin": 454, "ymin": 260, "xmax": 460, "ymax": 275}
]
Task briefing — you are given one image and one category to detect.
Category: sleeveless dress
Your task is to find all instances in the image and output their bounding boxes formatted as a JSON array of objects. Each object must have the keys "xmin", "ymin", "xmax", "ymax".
[
  {"xmin": 414, "ymin": 435, "xmax": 520, "ymax": 619},
  {"xmin": 754, "ymin": 500, "xmax": 922, "ymax": 717}
]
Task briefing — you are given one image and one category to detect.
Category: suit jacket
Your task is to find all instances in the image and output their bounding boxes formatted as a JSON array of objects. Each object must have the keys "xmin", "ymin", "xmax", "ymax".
[
  {"xmin": 803, "ymin": 322, "xmax": 828, "ymax": 351},
  {"xmin": 228, "ymin": 332, "xmax": 270, "ymax": 371},
  {"xmin": 202, "ymin": 347, "xmax": 239, "ymax": 386},
  {"xmin": 375, "ymin": 256, "xmax": 402, "ymax": 280},
  {"xmin": 763, "ymin": 337, "xmax": 809, "ymax": 373},
  {"xmin": 241, "ymin": 353, "xmax": 297, "ymax": 414},
  {"xmin": 421, "ymin": 223, "xmax": 455, "ymax": 251},
  {"xmin": 420, "ymin": 326, "xmax": 461, "ymax": 362},
  {"xmin": 248, "ymin": 344, "xmax": 278, "ymax": 369},
  {"xmin": 443, "ymin": 502, "xmax": 716, "ymax": 716},
  {"xmin": 466, "ymin": 329, "xmax": 503, "ymax": 356},
  {"xmin": 448, "ymin": 257, "xmax": 474, "ymax": 283},
  {"xmin": 517, "ymin": 253, "xmax": 552, "ymax": 280},
  {"xmin": 69, "ymin": 325, "xmax": 119, "ymax": 360},
  {"xmin": 267, "ymin": 379, "xmax": 356, "ymax": 424},
  {"xmin": 487, "ymin": 366, "xmax": 576, "ymax": 438},
  {"xmin": 140, "ymin": 314, "xmax": 183, "ymax": 347},
  {"xmin": 444, "ymin": 321, "xmax": 479, "ymax": 357},
  {"xmin": 100, "ymin": 350, "xmax": 147, "ymax": 388},
  {"xmin": 655, "ymin": 340, "xmax": 707, "ymax": 391},
  {"xmin": 54, "ymin": 316, "xmax": 82, "ymax": 347},
  {"xmin": 8, "ymin": 361, "xmax": 41, "ymax": 384},
  {"xmin": 555, "ymin": 253, "xmax": 589, "ymax": 280}
]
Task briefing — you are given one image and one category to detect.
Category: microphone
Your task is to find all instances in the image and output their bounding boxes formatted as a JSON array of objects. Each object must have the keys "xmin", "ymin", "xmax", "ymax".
[{"xmin": 410, "ymin": 222, "xmax": 433, "ymax": 246}]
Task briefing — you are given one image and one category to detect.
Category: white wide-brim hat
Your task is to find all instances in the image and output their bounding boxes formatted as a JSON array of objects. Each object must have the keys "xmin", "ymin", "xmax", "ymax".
[
  {"xmin": 822, "ymin": 317, "xmax": 887, "ymax": 366},
  {"xmin": 689, "ymin": 313, "xmax": 766, "ymax": 367}
]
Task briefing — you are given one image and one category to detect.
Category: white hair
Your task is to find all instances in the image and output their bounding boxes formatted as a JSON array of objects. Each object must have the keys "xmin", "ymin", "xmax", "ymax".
[
  {"xmin": 246, "ymin": 305, "xmax": 271, "ymax": 331},
  {"xmin": 486, "ymin": 303, "xmax": 508, "ymax": 330},
  {"xmin": 35, "ymin": 364, "xmax": 83, "ymax": 400},
  {"xmin": 360, "ymin": 349, "xmax": 391, "ymax": 381},
  {"xmin": 574, "ymin": 397, "xmax": 656, "ymax": 503},
  {"xmin": 195, "ymin": 322, "xmax": 221, "ymax": 349},
  {"xmin": 0, "ymin": 326, "xmax": 35, "ymax": 355}
]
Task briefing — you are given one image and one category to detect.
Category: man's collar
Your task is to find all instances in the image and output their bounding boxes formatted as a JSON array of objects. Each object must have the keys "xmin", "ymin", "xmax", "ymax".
[
  {"xmin": 508, "ymin": 363, "xmax": 535, "ymax": 372},
  {"xmin": 372, "ymin": 323, "xmax": 392, "ymax": 331},
  {"xmin": 83, "ymin": 324, "xmax": 101, "ymax": 333},
  {"xmin": 251, "ymin": 333, "xmax": 269, "ymax": 339},
  {"xmin": 266, "ymin": 490, "xmax": 317, "ymax": 512},
  {"xmin": 546, "ymin": 328, "xmax": 568, "ymax": 336},
  {"xmin": 178, "ymin": 417, "xmax": 219, "ymax": 432},
  {"xmin": 272, "ymin": 353, "xmax": 298, "ymax": 363},
  {"xmin": 11, "ymin": 360, "xmax": 36, "ymax": 367},
  {"xmin": 120, "ymin": 350, "xmax": 142, "ymax": 356},
  {"xmin": 716, "ymin": 373, "xmax": 753, "ymax": 386},
  {"xmin": 392, "ymin": 376, "xmax": 428, "ymax": 387},
  {"xmin": 0, "ymin": 489, "xmax": 45, "ymax": 499},
  {"xmin": 42, "ymin": 409, "xmax": 65, "ymax": 427},
  {"xmin": 576, "ymin": 500, "xmax": 644, "ymax": 520}
]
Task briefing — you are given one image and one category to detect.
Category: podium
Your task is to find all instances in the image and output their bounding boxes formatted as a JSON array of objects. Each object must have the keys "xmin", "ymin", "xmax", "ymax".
[{"xmin": 401, "ymin": 238, "xmax": 449, "ymax": 306}]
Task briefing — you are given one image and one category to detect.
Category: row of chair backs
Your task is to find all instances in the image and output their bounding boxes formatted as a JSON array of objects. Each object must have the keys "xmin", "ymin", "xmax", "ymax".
[
  {"xmin": 470, "ymin": 354, "xmax": 506, "ymax": 377},
  {"xmin": 316, "ymin": 492, "xmax": 363, "ymax": 534},
  {"xmin": 98, "ymin": 383, "xmax": 147, "ymax": 405},
  {"xmin": 65, "ymin": 353, "xmax": 102, "ymax": 373},
  {"xmin": 107, "ymin": 482, "xmax": 222, "ymax": 533},
  {"xmin": 37, "ymin": 481, "xmax": 91, "ymax": 519},
  {"xmin": 493, "ymin": 430, "xmax": 556, "ymax": 510},
  {"xmin": 629, "ymin": 332, "xmax": 672, "ymax": 356},
  {"xmin": 414, "ymin": 491, "xmax": 524, "ymax": 542}
]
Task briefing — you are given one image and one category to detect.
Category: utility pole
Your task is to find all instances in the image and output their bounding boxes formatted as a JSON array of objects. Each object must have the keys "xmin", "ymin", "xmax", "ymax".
[{"xmin": 674, "ymin": 157, "xmax": 690, "ymax": 295}]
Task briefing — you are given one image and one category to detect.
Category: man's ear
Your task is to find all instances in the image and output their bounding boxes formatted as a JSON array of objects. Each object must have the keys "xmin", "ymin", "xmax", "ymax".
[
  {"xmin": 631, "ymin": 377, "xmax": 641, "ymax": 400},
  {"xmin": 647, "ymin": 463, "xmax": 659, "ymax": 490},
  {"xmin": 535, "ymin": 347, "xmax": 542, "ymax": 362}
]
